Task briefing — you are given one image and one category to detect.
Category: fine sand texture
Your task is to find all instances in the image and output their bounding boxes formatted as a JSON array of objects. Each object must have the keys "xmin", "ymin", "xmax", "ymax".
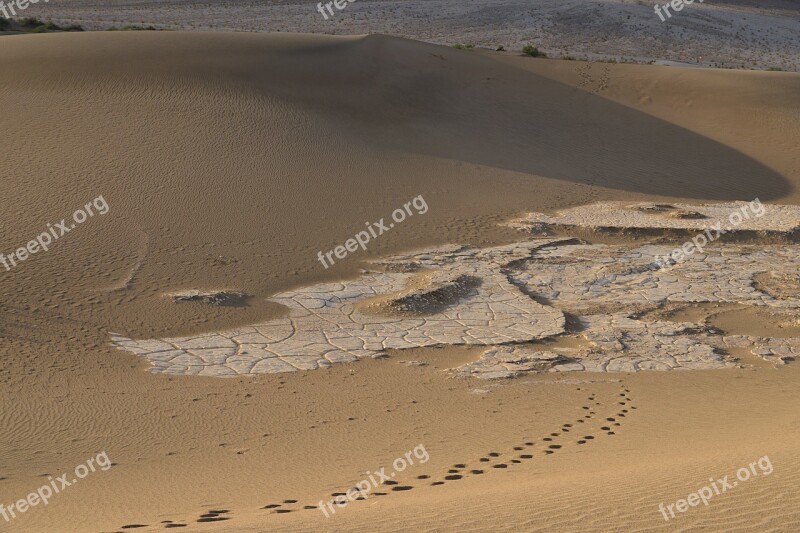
[{"xmin": 1, "ymin": 32, "xmax": 800, "ymax": 532}]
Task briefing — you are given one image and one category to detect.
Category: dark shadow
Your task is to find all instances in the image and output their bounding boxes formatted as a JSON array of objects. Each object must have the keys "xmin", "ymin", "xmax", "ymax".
[{"xmin": 232, "ymin": 34, "xmax": 791, "ymax": 200}]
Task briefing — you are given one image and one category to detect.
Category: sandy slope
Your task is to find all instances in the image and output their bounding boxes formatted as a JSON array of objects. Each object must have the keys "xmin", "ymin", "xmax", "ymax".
[{"xmin": 1, "ymin": 32, "xmax": 799, "ymax": 532}]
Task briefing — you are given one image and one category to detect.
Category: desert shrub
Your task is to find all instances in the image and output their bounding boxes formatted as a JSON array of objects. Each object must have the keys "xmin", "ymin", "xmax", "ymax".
[
  {"xmin": 0, "ymin": 17, "xmax": 10, "ymax": 30},
  {"xmin": 522, "ymin": 44, "xmax": 546, "ymax": 57},
  {"xmin": 452, "ymin": 43, "xmax": 474, "ymax": 51},
  {"xmin": 20, "ymin": 17, "xmax": 45, "ymax": 27},
  {"xmin": 31, "ymin": 22, "xmax": 60, "ymax": 33},
  {"xmin": 108, "ymin": 25, "xmax": 158, "ymax": 31}
]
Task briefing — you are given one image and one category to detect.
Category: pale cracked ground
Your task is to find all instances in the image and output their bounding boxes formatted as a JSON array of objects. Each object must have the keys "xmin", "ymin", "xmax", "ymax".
[{"xmin": 111, "ymin": 202, "xmax": 800, "ymax": 379}]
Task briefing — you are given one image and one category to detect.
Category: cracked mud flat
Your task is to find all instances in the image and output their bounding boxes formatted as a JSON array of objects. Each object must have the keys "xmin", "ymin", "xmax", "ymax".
[{"xmin": 112, "ymin": 203, "xmax": 800, "ymax": 378}]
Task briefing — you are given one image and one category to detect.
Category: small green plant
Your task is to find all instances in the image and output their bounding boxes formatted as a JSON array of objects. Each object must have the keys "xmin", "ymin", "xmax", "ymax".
[
  {"xmin": 522, "ymin": 44, "xmax": 546, "ymax": 58},
  {"xmin": 452, "ymin": 43, "xmax": 475, "ymax": 51}
]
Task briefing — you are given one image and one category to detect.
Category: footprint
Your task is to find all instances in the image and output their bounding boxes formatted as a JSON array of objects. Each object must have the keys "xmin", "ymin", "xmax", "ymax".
[{"xmin": 281, "ymin": 386, "xmax": 634, "ymax": 516}]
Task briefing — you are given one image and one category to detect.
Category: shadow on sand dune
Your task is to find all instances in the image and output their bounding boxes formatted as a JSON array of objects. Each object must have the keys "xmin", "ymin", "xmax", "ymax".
[{"xmin": 246, "ymin": 34, "xmax": 790, "ymax": 201}]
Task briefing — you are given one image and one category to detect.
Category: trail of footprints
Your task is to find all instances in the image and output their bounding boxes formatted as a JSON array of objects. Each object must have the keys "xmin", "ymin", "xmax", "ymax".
[{"xmin": 113, "ymin": 386, "xmax": 635, "ymax": 530}]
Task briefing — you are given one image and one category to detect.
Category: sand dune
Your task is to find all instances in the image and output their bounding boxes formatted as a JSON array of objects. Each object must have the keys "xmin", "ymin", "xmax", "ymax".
[{"xmin": 1, "ymin": 32, "xmax": 800, "ymax": 532}]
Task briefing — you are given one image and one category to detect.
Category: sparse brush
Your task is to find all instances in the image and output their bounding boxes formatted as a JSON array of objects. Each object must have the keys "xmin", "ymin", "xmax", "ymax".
[
  {"xmin": 522, "ymin": 44, "xmax": 546, "ymax": 58},
  {"xmin": 0, "ymin": 17, "xmax": 9, "ymax": 30},
  {"xmin": 20, "ymin": 17, "xmax": 45, "ymax": 27},
  {"xmin": 452, "ymin": 43, "xmax": 474, "ymax": 51},
  {"xmin": 31, "ymin": 22, "xmax": 60, "ymax": 33},
  {"xmin": 108, "ymin": 25, "xmax": 158, "ymax": 31}
]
